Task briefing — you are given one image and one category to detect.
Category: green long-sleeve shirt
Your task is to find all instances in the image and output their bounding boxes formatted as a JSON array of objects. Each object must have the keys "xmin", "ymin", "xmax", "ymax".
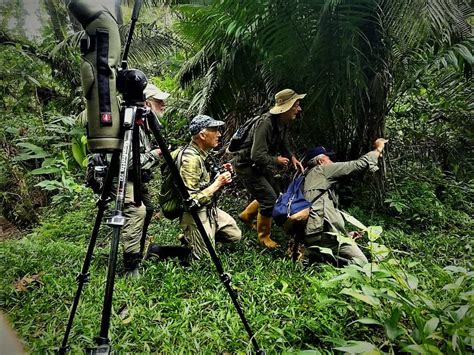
[
  {"xmin": 303, "ymin": 152, "xmax": 379, "ymax": 235},
  {"xmin": 234, "ymin": 112, "xmax": 293, "ymax": 170}
]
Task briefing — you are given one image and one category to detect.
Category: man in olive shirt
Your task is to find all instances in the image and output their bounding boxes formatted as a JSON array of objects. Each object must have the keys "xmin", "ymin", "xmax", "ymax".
[
  {"xmin": 179, "ymin": 115, "xmax": 242, "ymax": 259},
  {"xmin": 85, "ymin": 83, "xmax": 169, "ymax": 277},
  {"xmin": 122, "ymin": 84, "xmax": 169, "ymax": 276},
  {"xmin": 234, "ymin": 89, "xmax": 305, "ymax": 249},
  {"xmin": 302, "ymin": 139, "xmax": 387, "ymax": 265}
]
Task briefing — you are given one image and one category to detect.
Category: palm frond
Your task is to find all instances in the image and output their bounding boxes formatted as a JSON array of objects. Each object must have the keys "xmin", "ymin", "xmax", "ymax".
[{"xmin": 50, "ymin": 31, "xmax": 84, "ymax": 57}]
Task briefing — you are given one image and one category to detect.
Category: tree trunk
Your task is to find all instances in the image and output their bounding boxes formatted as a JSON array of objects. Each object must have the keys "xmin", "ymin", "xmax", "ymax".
[
  {"xmin": 43, "ymin": 0, "xmax": 71, "ymax": 42},
  {"xmin": 350, "ymin": 8, "xmax": 390, "ymax": 202}
]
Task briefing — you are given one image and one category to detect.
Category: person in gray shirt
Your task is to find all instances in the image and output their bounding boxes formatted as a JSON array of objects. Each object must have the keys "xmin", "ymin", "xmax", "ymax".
[{"xmin": 302, "ymin": 139, "xmax": 387, "ymax": 265}]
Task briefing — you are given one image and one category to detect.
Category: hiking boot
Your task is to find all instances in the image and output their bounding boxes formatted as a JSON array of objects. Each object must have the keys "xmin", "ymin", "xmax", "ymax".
[
  {"xmin": 239, "ymin": 200, "xmax": 260, "ymax": 230},
  {"xmin": 256, "ymin": 213, "xmax": 279, "ymax": 249},
  {"xmin": 145, "ymin": 243, "xmax": 192, "ymax": 266},
  {"xmin": 123, "ymin": 252, "xmax": 141, "ymax": 278}
]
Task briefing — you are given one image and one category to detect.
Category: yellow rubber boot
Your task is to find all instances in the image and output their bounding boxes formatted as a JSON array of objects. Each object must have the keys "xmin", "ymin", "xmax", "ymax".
[
  {"xmin": 257, "ymin": 213, "xmax": 279, "ymax": 249},
  {"xmin": 239, "ymin": 200, "xmax": 259, "ymax": 230}
]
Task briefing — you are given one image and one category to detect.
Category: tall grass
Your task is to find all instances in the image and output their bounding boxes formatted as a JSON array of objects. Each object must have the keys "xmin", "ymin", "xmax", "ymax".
[{"xmin": 0, "ymin": 196, "xmax": 472, "ymax": 353}]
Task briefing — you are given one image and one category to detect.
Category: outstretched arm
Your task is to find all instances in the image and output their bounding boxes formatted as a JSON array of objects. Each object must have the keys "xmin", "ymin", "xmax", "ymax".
[{"xmin": 324, "ymin": 138, "xmax": 387, "ymax": 181}]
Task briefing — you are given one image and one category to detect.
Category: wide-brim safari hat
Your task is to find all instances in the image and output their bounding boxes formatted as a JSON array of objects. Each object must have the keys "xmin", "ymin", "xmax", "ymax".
[{"xmin": 269, "ymin": 88, "xmax": 306, "ymax": 114}]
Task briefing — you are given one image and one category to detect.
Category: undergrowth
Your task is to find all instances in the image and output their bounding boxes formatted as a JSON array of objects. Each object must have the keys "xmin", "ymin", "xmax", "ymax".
[{"xmin": 0, "ymin": 195, "xmax": 472, "ymax": 353}]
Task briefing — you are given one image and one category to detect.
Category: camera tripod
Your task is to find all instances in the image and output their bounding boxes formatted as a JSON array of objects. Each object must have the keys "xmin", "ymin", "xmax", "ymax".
[
  {"xmin": 60, "ymin": 0, "xmax": 262, "ymax": 352},
  {"xmin": 59, "ymin": 94, "xmax": 263, "ymax": 354}
]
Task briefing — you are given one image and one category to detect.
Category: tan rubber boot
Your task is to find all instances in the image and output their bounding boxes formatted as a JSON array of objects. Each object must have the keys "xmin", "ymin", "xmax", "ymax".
[
  {"xmin": 256, "ymin": 213, "xmax": 279, "ymax": 249},
  {"xmin": 238, "ymin": 200, "xmax": 259, "ymax": 230}
]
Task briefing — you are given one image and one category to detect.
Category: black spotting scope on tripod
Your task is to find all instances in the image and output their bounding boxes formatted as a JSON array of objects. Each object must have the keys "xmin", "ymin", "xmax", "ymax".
[{"xmin": 59, "ymin": 0, "xmax": 263, "ymax": 353}]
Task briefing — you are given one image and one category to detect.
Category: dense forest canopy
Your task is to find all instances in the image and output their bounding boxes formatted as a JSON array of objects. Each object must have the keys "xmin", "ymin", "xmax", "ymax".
[{"xmin": 0, "ymin": 0, "xmax": 472, "ymax": 353}]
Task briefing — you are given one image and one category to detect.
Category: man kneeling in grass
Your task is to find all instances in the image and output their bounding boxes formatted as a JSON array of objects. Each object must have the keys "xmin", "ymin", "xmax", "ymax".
[
  {"xmin": 147, "ymin": 115, "xmax": 241, "ymax": 263},
  {"xmin": 301, "ymin": 138, "xmax": 387, "ymax": 266}
]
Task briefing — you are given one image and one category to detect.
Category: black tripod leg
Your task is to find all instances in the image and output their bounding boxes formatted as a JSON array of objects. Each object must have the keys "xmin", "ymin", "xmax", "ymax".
[
  {"xmin": 132, "ymin": 122, "xmax": 147, "ymax": 255},
  {"xmin": 131, "ymin": 119, "xmax": 142, "ymax": 207},
  {"xmin": 139, "ymin": 208, "xmax": 153, "ymax": 255},
  {"xmin": 147, "ymin": 112, "xmax": 263, "ymax": 353},
  {"xmin": 59, "ymin": 151, "xmax": 120, "ymax": 354},
  {"xmin": 95, "ymin": 106, "xmax": 137, "ymax": 350}
]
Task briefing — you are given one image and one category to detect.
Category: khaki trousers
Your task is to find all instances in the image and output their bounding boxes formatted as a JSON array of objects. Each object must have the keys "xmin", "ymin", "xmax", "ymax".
[
  {"xmin": 304, "ymin": 232, "xmax": 368, "ymax": 265},
  {"xmin": 121, "ymin": 181, "xmax": 147, "ymax": 254},
  {"xmin": 180, "ymin": 207, "xmax": 242, "ymax": 260}
]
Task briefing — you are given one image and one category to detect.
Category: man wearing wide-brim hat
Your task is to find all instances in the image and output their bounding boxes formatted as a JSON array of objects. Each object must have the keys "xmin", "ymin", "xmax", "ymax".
[{"xmin": 232, "ymin": 88, "xmax": 306, "ymax": 249}]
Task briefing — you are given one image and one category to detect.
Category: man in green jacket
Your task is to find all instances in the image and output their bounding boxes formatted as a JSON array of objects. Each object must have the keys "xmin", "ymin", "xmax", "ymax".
[
  {"xmin": 302, "ymin": 139, "xmax": 387, "ymax": 265},
  {"xmin": 86, "ymin": 83, "xmax": 169, "ymax": 277},
  {"xmin": 233, "ymin": 89, "xmax": 305, "ymax": 249}
]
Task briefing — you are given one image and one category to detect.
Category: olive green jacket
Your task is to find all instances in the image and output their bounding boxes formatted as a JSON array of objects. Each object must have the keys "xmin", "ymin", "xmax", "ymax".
[
  {"xmin": 303, "ymin": 152, "xmax": 379, "ymax": 236},
  {"xmin": 234, "ymin": 112, "xmax": 293, "ymax": 170}
]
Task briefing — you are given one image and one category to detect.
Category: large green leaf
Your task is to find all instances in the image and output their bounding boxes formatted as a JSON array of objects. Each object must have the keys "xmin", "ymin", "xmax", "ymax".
[
  {"xmin": 334, "ymin": 341, "xmax": 380, "ymax": 354},
  {"xmin": 384, "ymin": 307, "xmax": 404, "ymax": 341},
  {"xmin": 71, "ymin": 136, "xmax": 87, "ymax": 168},
  {"xmin": 351, "ymin": 318, "xmax": 383, "ymax": 326},
  {"xmin": 340, "ymin": 210, "xmax": 367, "ymax": 231},
  {"xmin": 423, "ymin": 317, "xmax": 440, "ymax": 337},
  {"xmin": 13, "ymin": 143, "xmax": 51, "ymax": 161},
  {"xmin": 30, "ymin": 167, "xmax": 61, "ymax": 175},
  {"xmin": 340, "ymin": 288, "xmax": 381, "ymax": 307}
]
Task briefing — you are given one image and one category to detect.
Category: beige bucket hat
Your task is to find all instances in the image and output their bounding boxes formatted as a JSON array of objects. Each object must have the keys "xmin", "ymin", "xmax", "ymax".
[
  {"xmin": 269, "ymin": 88, "xmax": 306, "ymax": 114},
  {"xmin": 144, "ymin": 83, "xmax": 170, "ymax": 101}
]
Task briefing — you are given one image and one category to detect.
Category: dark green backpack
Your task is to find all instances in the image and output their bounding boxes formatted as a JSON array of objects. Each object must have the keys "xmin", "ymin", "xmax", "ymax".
[
  {"xmin": 158, "ymin": 148, "xmax": 186, "ymax": 220},
  {"xmin": 227, "ymin": 115, "xmax": 262, "ymax": 153},
  {"xmin": 227, "ymin": 113, "xmax": 279, "ymax": 153}
]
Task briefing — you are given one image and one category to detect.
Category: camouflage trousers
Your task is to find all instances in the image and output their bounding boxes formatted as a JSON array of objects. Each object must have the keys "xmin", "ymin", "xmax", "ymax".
[{"xmin": 180, "ymin": 207, "xmax": 242, "ymax": 260}]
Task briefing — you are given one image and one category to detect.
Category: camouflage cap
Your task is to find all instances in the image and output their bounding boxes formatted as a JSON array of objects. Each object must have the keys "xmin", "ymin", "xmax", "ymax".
[{"xmin": 189, "ymin": 114, "xmax": 225, "ymax": 135}]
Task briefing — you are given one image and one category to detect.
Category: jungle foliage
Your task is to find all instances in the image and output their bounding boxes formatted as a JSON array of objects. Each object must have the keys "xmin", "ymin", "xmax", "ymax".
[{"xmin": 175, "ymin": 0, "xmax": 472, "ymax": 156}]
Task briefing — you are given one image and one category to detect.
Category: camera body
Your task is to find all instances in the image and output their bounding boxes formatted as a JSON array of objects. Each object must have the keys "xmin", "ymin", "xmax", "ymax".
[{"xmin": 69, "ymin": 0, "xmax": 122, "ymax": 152}]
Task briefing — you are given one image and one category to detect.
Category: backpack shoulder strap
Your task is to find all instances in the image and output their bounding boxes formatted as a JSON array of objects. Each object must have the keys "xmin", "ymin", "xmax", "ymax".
[
  {"xmin": 246, "ymin": 115, "xmax": 266, "ymax": 140},
  {"xmin": 175, "ymin": 144, "xmax": 188, "ymax": 169},
  {"xmin": 269, "ymin": 114, "xmax": 282, "ymax": 148},
  {"xmin": 309, "ymin": 189, "xmax": 327, "ymax": 204}
]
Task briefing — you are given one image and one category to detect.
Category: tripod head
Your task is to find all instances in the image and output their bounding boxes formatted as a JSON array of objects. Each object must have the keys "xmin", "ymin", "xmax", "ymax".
[{"xmin": 117, "ymin": 68, "xmax": 148, "ymax": 104}]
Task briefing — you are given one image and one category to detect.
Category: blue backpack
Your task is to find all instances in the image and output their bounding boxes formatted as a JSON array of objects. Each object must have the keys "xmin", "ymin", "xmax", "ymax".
[{"xmin": 272, "ymin": 175, "xmax": 326, "ymax": 227}]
